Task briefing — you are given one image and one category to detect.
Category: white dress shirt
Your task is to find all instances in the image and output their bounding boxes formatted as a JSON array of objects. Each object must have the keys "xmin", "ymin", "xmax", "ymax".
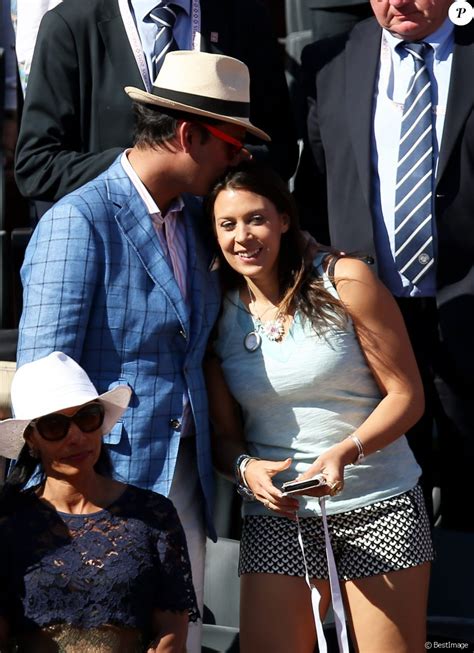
[{"xmin": 371, "ymin": 18, "xmax": 454, "ymax": 297}]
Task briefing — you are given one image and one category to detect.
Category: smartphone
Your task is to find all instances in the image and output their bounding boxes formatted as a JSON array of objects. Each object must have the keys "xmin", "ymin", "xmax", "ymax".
[{"xmin": 281, "ymin": 474, "xmax": 327, "ymax": 495}]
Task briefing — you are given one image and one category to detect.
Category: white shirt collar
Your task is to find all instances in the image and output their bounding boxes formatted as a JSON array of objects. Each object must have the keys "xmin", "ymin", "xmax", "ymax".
[
  {"xmin": 121, "ymin": 150, "xmax": 184, "ymax": 224},
  {"xmin": 383, "ymin": 17, "xmax": 454, "ymax": 62}
]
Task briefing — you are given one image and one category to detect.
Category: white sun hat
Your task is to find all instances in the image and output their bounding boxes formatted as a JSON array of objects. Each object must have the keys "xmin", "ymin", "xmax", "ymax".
[
  {"xmin": 0, "ymin": 352, "xmax": 131, "ymax": 459},
  {"xmin": 125, "ymin": 50, "xmax": 271, "ymax": 142}
]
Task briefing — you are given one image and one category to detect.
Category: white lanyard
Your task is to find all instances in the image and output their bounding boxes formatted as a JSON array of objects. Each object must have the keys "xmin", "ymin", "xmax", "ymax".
[
  {"xmin": 296, "ymin": 499, "xmax": 350, "ymax": 653},
  {"xmin": 189, "ymin": 0, "xmax": 201, "ymax": 51},
  {"xmin": 118, "ymin": 0, "xmax": 201, "ymax": 92}
]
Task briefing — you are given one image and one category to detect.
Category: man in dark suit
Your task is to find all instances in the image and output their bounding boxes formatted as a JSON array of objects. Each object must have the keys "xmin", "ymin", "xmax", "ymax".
[
  {"xmin": 15, "ymin": 0, "xmax": 297, "ymax": 202},
  {"xmin": 299, "ymin": 0, "xmax": 474, "ymax": 531}
]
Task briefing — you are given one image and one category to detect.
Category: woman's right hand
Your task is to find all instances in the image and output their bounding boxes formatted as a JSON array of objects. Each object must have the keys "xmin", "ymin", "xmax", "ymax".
[{"xmin": 244, "ymin": 457, "xmax": 300, "ymax": 519}]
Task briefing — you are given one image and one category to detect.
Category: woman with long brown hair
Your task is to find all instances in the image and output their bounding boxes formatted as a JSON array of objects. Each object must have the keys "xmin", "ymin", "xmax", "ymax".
[{"xmin": 205, "ymin": 163, "xmax": 433, "ymax": 653}]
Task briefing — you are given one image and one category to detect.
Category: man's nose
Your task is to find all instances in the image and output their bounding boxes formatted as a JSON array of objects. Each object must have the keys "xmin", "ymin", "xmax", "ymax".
[{"xmin": 232, "ymin": 148, "xmax": 252, "ymax": 166}]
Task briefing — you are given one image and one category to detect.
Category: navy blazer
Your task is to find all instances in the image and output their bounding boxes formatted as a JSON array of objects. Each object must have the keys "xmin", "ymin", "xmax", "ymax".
[
  {"xmin": 299, "ymin": 17, "xmax": 474, "ymax": 388},
  {"xmin": 17, "ymin": 157, "xmax": 222, "ymax": 537}
]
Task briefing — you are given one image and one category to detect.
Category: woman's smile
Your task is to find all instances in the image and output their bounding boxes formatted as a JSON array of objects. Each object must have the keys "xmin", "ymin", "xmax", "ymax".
[
  {"xmin": 214, "ymin": 188, "xmax": 289, "ymax": 284},
  {"xmin": 235, "ymin": 246, "xmax": 263, "ymax": 262}
]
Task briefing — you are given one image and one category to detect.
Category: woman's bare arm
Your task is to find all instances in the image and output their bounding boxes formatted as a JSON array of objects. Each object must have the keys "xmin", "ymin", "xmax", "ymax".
[
  {"xmin": 204, "ymin": 353, "xmax": 299, "ymax": 517},
  {"xmin": 297, "ymin": 257, "xmax": 424, "ymax": 488},
  {"xmin": 204, "ymin": 353, "xmax": 248, "ymax": 479}
]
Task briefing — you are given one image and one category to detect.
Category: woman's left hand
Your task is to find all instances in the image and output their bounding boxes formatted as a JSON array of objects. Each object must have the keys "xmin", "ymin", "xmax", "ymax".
[{"xmin": 292, "ymin": 447, "xmax": 347, "ymax": 498}]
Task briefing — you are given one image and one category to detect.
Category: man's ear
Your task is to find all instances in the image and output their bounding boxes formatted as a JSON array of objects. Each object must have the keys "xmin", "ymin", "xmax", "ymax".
[{"xmin": 178, "ymin": 121, "xmax": 196, "ymax": 153}]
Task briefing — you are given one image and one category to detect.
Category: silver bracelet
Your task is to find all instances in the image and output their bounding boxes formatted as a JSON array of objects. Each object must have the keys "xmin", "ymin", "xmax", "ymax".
[
  {"xmin": 233, "ymin": 454, "xmax": 259, "ymax": 502},
  {"xmin": 240, "ymin": 456, "xmax": 259, "ymax": 488},
  {"xmin": 348, "ymin": 434, "xmax": 365, "ymax": 465}
]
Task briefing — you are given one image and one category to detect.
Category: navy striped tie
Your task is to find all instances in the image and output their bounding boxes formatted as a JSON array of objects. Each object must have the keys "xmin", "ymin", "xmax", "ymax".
[
  {"xmin": 149, "ymin": 3, "xmax": 179, "ymax": 80},
  {"xmin": 394, "ymin": 42, "xmax": 434, "ymax": 285}
]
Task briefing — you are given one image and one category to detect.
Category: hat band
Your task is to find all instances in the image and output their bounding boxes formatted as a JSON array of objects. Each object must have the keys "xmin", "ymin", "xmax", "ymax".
[{"xmin": 151, "ymin": 87, "xmax": 250, "ymax": 118}]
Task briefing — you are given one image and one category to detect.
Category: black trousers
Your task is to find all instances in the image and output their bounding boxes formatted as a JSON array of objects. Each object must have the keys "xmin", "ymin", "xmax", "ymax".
[{"xmin": 397, "ymin": 297, "xmax": 474, "ymax": 532}]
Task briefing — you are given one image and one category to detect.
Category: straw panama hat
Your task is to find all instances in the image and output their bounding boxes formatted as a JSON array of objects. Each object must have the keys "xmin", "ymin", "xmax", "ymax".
[
  {"xmin": 0, "ymin": 352, "xmax": 131, "ymax": 460},
  {"xmin": 125, "ymin": 50, "xmax": 271, "ymax": 142}
]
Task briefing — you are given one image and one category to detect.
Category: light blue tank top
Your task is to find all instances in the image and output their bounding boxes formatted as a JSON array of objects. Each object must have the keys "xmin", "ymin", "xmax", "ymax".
[{"xmin": 213, "ymin": 254, "xmax": 421, "ymax": 517}]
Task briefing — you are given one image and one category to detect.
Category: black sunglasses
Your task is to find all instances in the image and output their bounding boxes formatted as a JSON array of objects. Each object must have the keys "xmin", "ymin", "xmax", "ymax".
[{"xmin": 30, "ymin": 402, "xmax": 105, "ymax": 442}]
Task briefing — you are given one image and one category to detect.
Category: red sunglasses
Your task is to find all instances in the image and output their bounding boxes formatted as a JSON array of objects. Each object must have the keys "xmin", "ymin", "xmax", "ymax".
[{"xmin": 199, "ymin": 123, "xmax": 247, "ymax": 158}]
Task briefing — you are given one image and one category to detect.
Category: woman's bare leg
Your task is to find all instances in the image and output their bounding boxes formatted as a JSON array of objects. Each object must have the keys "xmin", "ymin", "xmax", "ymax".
[
  {"xmin": 343, "ymin": 562, "xmax": 431, "ymax": 653},
  {"xmin": 240, "ymin": 573, "xmax": 331, "ymax": 653}
]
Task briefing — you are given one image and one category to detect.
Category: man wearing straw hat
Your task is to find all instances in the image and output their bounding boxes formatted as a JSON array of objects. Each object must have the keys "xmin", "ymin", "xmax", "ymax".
[
  {"xmin": 17, "ymin": 50, "xmax": 270, "ymax": 652},
  {"xmin": 15, "ymin": 0, "xmax": 297, "ymax": 204}
]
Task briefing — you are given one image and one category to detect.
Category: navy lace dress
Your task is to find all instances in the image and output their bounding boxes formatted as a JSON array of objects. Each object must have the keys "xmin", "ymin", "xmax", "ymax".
[{"xmin": 0, "ymin": 485, "xmax": 199, "ymax": 652}]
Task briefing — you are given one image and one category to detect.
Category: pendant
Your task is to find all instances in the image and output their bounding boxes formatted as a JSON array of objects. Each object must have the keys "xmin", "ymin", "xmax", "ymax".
[
  {"xmin": 244, "ymin": 330, "xmax": 262, "ymax": 352},
  {"xmin": 257, "ymin": 318, "xmax": 285, "ymax": 342},
  {"xmin": 246, "ymin": 284, "xmax": 285, "ymax": 344}
]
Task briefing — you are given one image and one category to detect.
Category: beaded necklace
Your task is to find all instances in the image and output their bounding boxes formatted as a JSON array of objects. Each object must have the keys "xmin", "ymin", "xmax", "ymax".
[{"xmin": 243, "ymin": 285, "xmax": 285, "ymax": 352}]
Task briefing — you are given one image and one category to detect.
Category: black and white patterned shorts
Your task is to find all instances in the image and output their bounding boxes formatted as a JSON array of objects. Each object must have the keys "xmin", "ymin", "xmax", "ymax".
[{"xmin": 239, "ymin": 485, "xmax": 434, "ymax": 581}]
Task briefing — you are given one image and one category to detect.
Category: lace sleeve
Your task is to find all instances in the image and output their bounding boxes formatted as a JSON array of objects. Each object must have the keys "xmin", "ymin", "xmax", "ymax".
[{"xmin": 151, "ymin": 496, "xmax": 200, "ymax": 623}]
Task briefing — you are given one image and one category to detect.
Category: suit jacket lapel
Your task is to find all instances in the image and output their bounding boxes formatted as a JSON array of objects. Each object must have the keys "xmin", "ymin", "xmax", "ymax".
[
  {"xmin": 437, "ymin": 24, "xmax": 474, "ymax": 183},
  {"xmin": 107, "ymin": 162, "xmax": 190, "ymax": 333},
  {"xmin": 98, "ymin": 9, "xmax": 144, "ymax": 90},
  {"xmin": 182, "ymin": 195, "xmax": 212, "ymax": 347},
  {"xmin": 346, "ymin": 19, "xmax": 382, "ymax": 211}
]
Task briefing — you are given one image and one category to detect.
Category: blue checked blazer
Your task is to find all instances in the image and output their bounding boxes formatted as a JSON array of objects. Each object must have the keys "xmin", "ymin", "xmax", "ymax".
[{"xmin": 17, "ymin": 156, "xmax": 221, "ymax": 537}]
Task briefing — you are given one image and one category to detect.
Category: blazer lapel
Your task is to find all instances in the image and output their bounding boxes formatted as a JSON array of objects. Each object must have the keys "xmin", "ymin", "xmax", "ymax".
[
  {"xmin": 182, "ymin": 195, "xmax": 215, "ymax": 347},
  {"xmin": 436, "ymin": 24, "xmax": 474, "ymax": 183},
  {"xmin": 346, "ymin": 19, "xmax": 382, "ymax": 211},
  {"xmin": 107, "ymin": 164, "xmax": 190, "ymax": 333},
  {"xmin": 98, "ymin": 12, "xmax": 144, "ymax": 90}
]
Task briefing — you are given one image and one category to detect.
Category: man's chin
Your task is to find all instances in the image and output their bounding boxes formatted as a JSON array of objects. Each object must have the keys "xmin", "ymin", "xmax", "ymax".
[{"xmin": 389, "ymin": 18, "xmax": 430, "ymax": 40}]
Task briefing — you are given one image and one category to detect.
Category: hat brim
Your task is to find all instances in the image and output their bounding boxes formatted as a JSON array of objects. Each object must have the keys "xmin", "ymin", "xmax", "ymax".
[
  {"xmin": 125, "ymin": 86, "xmax": 271, "ymax": 142},
  {"xmin": 0, "ymin": 418, "xmax": 32, "ymax": 459},
  {"xmin": 98, "ymin": 385, "xmax": 132, "ymax": 438},
  {"xmin": 0, "ymin": 385, "xmax": 132, "ymax": 461}
]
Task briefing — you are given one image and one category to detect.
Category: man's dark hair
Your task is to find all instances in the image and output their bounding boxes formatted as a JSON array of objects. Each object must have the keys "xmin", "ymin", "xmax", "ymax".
[{"xmin": 133, "ymin": 101, "xmax": 222, "ymax": 150}]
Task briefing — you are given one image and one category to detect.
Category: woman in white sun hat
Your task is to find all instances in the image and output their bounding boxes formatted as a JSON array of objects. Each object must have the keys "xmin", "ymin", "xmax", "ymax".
[{"xmin": 0, "ymin": 352, "xmax": 198, "ymax": 653}]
